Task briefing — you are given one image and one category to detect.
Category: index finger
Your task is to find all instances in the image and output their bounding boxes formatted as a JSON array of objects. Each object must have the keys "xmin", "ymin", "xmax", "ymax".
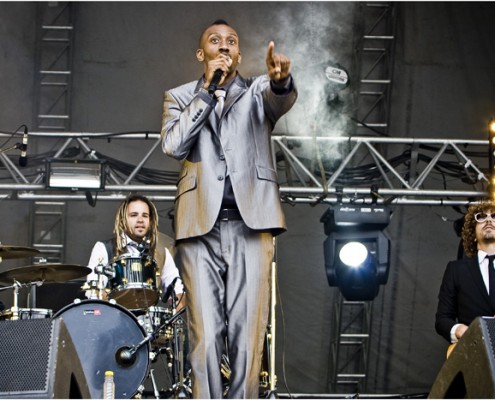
[{"xmin": 266, "ymin": 41, "xmax": 275, "ymax": 63}]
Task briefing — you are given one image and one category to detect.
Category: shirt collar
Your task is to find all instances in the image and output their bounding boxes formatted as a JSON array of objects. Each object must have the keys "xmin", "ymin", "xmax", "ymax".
[
  {"xmin": 121, "ymin": 233, "xmax": 139, "ymax": 248},
  {"xmin": 478, "ymin": 249, "xmax": 491, "ymax": 263},
  {"xmin": 217, "ymin": 76, "xmax": 236, "ymax": 93}
]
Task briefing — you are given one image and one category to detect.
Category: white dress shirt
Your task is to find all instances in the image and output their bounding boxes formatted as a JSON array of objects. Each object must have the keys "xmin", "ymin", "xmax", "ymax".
[{"xmin": 85, "ymin": 234, "xmax": 183, "ymax": 298}]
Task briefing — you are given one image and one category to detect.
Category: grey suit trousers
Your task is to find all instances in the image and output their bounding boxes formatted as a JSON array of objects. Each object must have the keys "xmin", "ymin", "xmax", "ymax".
[{"xmin": 176, "ymin": 219, "xmax": 273, "ymax": 399}]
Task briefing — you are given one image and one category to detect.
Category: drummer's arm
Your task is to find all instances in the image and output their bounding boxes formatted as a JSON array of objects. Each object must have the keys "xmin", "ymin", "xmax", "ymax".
[
  {"xmin": 176, "ymin": 292, "xmax": 186, "ymax": 311},
  {"xmin": 161, "ymin": 248, "xmax": 185, "ymax": 311}
]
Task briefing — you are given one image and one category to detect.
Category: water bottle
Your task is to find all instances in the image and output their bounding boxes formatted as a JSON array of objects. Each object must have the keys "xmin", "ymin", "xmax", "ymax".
[{"xmin": 103, "ymin": 370, "xmax": 115, "ymax": 400}]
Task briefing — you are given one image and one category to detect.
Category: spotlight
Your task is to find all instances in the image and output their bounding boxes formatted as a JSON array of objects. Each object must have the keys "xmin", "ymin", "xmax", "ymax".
[
  {"xmin": 339, "ymin": 242, "xmax": 368, "ymax": 267},
  {"xmin": 321, "ymin": 205, "xmax": 391, "ymax": 301}
]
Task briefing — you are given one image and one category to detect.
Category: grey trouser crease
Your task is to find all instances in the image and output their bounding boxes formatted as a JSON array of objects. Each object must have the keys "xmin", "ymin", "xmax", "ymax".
[{"xmin": 176, "ymin": 220, "xmax": 273, "ymax": 399}]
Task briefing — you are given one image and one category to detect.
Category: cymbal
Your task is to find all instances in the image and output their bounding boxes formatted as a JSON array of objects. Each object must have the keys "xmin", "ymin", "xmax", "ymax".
[
  {"xmin": 0, "ymin": 245, "xmax": 40, "ymax": 260},
  {"xmin": 0, "ymin": 263, "xmax": 91, "ymax": 285}
]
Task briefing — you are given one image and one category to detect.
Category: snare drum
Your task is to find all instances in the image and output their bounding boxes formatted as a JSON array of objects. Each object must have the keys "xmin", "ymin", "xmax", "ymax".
[
  {"xmin": 53, "ymin": 299, "xmax": 150, "ymax": 399},
  {"xmin": 108, "ymin": 255, "xmax": 159, "ymax": 309},
  {"xmin": 0, "ymin": 308, "xmax": 52, "ymax": 320}
]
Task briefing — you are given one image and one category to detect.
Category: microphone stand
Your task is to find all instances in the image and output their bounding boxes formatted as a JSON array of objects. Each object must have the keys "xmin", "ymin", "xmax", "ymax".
[
  {"xmin": 0, "ymin": 144, "xmax": 27, "ymax": 179},
  {"xmin": 0, "ymin": 142, "xmax": 23, "ymax": 154},
  {"xmin": 265, "ymin": 237, "xmax": 278, "ymax": 399},
  {"xmin": 115, "ymin": 307, "xmax": 187, "ymax": 366}
]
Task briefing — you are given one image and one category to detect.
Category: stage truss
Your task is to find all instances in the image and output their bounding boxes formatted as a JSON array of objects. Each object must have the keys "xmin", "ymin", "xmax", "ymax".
[{"xmin": 0, "ymin": 131, "xmax": 489, "ymax": 206}]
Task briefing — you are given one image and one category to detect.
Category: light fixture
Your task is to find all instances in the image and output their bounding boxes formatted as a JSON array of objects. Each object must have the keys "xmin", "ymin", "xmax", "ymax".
[
  {"xmin": 325, "ymin": 63, "xmax": 350, "ymax": 89},
  {"xmin": 489, "ymin": 118, "xmax": 495, "ymax": 200},
  {"xmin": 46, "ymin": 159, "xmax": 106, "ymax": 190},
  {"xmin": 321, "ymin": 204, "xmax": 391, "ymax": 301}
]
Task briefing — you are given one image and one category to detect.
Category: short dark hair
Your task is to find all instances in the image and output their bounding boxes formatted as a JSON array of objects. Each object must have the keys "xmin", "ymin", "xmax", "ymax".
[
  {"xmin": 198, "ymin": 19, "xmax": 231, "ymax": 47},
  {"xmin": 212, "ymin": 19, "xmax": 229, "ymax": 26}
]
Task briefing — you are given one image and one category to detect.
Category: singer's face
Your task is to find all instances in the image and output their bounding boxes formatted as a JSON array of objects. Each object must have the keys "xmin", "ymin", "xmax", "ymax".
[
  {"xmin": 476, "ymin": 208, "xmax": 495, "ymax": 247},
  {"xmin": 197, "ymin": 24, "xmax": 241, "ymax": 72},
  {"xmin": 126, "ymin": 200, "xmax": 150, "ymax": 242}
]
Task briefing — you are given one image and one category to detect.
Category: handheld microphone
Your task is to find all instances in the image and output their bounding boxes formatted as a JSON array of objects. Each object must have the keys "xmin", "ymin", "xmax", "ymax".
[
  {"xmin": 18, "ymin": 126, "xmax": 28, "ymax": 167},
  {"xmin": 208, "ymin": 69, "xmax": 224, "ymax": 94},
  {"xmin": 207, "ymin": 56, "xmax": 232, "ymax": 94}
]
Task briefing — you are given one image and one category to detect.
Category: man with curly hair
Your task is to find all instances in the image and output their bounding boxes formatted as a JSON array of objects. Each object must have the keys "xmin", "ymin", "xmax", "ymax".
[{"xmin": 435, "ymin": 200, "xmax": 495, "ymax": 343}]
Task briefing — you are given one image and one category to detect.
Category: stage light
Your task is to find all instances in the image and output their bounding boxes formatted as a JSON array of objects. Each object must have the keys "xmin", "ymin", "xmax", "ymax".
[
  {"xmin": 339, "ymin": 242, "xmax": 368, "ymax": 267},
  {"xmin": 489, "ymin": 119, "xmax": 495, "ymax": 135},
  {"xmin": 489, "ymin": 118, "xmax": 495, "ymax": 200},
  {"xmin": 46, "ymin": 159, "xmax": 106, "ymax": 190},
  {"xmin": 321, "ymin": 204, "xmax": 391, "ymax": 301}
]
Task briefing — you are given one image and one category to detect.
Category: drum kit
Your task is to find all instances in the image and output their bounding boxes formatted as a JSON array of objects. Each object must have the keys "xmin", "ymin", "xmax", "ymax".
[{"xmin": 0, "ymin": 244, "xmax": 190, "ymax": 399}]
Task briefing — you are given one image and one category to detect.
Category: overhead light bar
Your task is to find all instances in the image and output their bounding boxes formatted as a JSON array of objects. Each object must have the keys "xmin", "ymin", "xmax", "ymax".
[{"xmin": 46, "ymin": 159, "xmax": 106, "ymax": 191}]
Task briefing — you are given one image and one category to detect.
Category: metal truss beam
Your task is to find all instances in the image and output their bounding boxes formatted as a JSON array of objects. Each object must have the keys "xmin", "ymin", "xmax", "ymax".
[
  {"xmin": 0, "ymin": 132, "xmax": 489, "ymax": 206},
  {"xmin": 352, "ymin": 2, "xmax": 396, "ymax": 136}
]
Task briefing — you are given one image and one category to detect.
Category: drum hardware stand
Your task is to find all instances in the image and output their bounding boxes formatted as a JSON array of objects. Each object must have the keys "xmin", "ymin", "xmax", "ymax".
[
  {"xmin": 149, "ymin": 369, "xmax": 161, "ymax": 399},
  {"xmin": 138, "ymin": 304, "xmax": 190, "ymax": 399},
  {"xmin": 81, "ymin": 261, "xmax": 113, "ymax": 299},
  {"xmin": 0, "ymin": 279, "xmax": 43, "ymax": 320}
]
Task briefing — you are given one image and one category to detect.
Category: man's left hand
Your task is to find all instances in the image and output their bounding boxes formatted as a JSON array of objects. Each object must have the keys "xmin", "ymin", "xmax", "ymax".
[{"xmin": 266, "ymin": 41, "xmax": 291, "ymax": 82}]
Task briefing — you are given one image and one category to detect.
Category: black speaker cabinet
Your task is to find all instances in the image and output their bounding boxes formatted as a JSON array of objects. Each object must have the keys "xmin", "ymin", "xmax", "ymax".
[
  {"xmin": 0, "ymin": 318, "xmax": 89, "ymax": 398},
  {"xmin": 429, "ymin": 316, "xmax": 495, "ymax": 398}
]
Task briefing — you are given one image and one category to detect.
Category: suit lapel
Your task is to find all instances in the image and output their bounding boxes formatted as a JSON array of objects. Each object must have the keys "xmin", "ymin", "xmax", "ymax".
[
  {"xmin": 194, "ymin": 75, "xmax": 247, "ymax": 134},
  {"xmin": 222, "ymin": 75, "xmax": 247, "ymax": 118}
]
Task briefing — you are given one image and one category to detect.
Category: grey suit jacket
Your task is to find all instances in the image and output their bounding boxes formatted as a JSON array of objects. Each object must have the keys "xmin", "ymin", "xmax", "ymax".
[{"xmin": 161, "ymin": 74, "xmax": 297, "ymax": 240}]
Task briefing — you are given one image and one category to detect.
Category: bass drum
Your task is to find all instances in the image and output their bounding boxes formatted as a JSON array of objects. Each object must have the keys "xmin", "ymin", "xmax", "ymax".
[{"xmin": 52, "ymin": 299, "xmax": 150, "ymax": 399}]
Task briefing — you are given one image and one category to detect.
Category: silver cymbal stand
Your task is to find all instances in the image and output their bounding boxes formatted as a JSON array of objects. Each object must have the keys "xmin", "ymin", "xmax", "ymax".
[
  {"xmin": 170, "ymin": 292, "xmax": 189, "ymax": 399},
  {"xmin": 0, "ymin": 280, "xmax": 43, "ymax": 320}
]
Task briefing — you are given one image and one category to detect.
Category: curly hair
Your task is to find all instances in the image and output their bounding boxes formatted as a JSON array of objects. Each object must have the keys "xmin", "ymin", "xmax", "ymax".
[
  {"xmin": 462, "ymin": 200, "xmax": 495, "ymax": 257},
  {"xmin": 112, "ymin": 194, "xmax": 159, "ymax": 261}
]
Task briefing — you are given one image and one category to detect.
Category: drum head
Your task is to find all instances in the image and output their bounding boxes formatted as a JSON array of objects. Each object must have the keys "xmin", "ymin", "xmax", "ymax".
[
  {"xmin": 108, "ymin": 286, "xmax": 159, "ymax": 310},
  {"xmin": 53, "ymin": 300, "xmax": 149, "ymax": 399}
]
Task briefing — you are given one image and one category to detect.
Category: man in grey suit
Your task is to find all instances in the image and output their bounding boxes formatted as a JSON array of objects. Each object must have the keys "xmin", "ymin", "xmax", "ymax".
[{"xmin": 161, "ymin": 19, "xmax": 297, "ymax": 399}]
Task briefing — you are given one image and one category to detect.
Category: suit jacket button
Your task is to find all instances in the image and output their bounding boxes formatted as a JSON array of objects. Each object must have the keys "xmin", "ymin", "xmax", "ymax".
[
  {"xmin": 219, "ymin": 155, "xmax": 225, "ymax": 160},
  {"xmin": 218, "ymin": 176, "xmax": 224, "ymax": 181}
]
